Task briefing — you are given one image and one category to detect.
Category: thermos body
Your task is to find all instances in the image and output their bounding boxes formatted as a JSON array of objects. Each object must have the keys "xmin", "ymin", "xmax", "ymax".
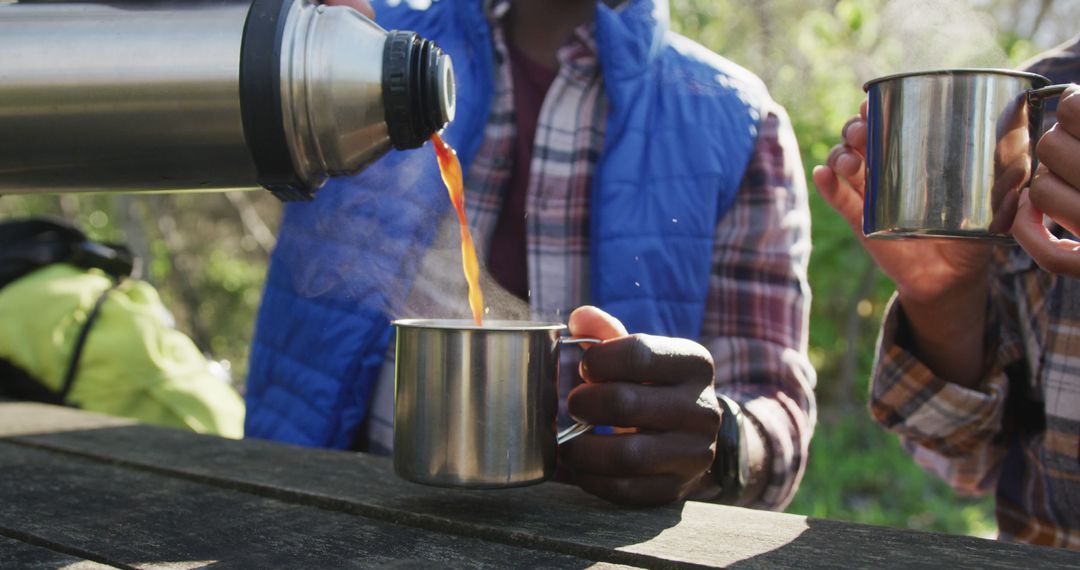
[
  {"xmin": 0, "ymin": 1, "xmax": 257, "ymax": 194},
  {"xmin": 0, "ymin": 0, "xmax": 455, "ymax": 201}
]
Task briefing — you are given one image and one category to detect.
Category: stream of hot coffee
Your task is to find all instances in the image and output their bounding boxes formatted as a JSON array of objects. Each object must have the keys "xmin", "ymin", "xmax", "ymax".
[{"xmin": 432, "ymin": 133, "xmax": 485, "ymax": 325}]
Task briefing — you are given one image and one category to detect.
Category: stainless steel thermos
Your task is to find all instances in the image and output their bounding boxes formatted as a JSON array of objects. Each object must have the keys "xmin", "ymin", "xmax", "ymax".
[{"xmin": 0, "ymin": 0, "xmax": 456, "ymax": 201}]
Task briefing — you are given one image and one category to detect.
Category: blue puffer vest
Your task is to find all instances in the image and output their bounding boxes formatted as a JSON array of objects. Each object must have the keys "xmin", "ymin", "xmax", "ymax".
[{"xmin": 245, "ymin": 0, "xmax": 769, "ymax": 447}]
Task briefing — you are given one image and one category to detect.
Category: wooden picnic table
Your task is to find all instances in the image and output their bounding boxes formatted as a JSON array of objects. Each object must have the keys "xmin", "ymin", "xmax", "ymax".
[{"xmin": 1, "ymin": 401, "xmax": 1078, "ymax": 569}]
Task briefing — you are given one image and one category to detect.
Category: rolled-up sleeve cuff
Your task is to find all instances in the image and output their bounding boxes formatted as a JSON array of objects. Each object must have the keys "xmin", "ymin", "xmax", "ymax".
[
  {"xmin": 869, "ymin": 294, "xmax": 1008, "ymax": 456},
  {"xmin": 740, "ymin": 394, "xmax": 806, "ymax": 510}
]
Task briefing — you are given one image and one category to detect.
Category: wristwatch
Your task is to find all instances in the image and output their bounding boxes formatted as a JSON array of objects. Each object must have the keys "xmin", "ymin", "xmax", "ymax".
[{"xmin": 713, "ymin": 395, "xmax": 750, "ymax": 504}]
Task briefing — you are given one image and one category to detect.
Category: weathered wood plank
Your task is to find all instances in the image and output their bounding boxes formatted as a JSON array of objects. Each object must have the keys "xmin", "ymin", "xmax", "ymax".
[
  {"xmin": 0, "ymin": 401, "xmax": 134, "ymax": 436},
  {"xmin": 3, "ymin": 403, "xmax": 1079, "ymax": 569},
  {"xmin": 0, "ymin": 535, "xmax": 114, "ymax": 569},
  {"xmin": 0, "ymin": 440, "xmax": 627, "ymax": 569}
]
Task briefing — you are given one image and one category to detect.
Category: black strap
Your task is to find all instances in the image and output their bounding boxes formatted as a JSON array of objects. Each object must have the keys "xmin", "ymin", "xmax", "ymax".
[
  {"xmin": 0, "ymin": 217, "xmax": 133, "ymax": 406},
  {"xmin": 55, "ymin": 279, "xmax": 121, "ymax": 404},
  {"xmin": 713, "ymin": 395, "xmax": 749, "ymax": 504},
  {"xmin": 0, "ymin": 274, "xmax": 121, "ymax": 408}
]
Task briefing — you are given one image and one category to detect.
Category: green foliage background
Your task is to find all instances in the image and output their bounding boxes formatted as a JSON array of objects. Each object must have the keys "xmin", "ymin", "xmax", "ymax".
[{"xmin": 2, "ymin": 0, "xmax": 1075, "ymax": 540}]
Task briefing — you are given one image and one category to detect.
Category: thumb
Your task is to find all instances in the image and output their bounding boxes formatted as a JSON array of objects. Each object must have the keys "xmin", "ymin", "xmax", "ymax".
[
  {"xmin": 1013, "ymin": 188, "xmax": 1049, "ymax": 238},
  {"xmin": 321, "ymin": 0, "xmax": 375, "ymax": 19},
  {"xmin": 812, "ymin": 165, "xmax": 865, "ymax": 234},
  {"xmin": 568, "ymin": 305, "xmax": 628, "ymax": 342}
]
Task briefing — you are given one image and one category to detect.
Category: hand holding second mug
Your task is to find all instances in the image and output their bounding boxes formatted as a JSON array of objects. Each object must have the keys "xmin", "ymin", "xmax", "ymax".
[
  {"xmin": 811, "ymin": 100, "xmax": 994, "ymax": 305},
  {"xmin": 1014, "ymin": 85, "xmax": 1080, "ymax": 277},
  {"xmin": 561, "ymin": 306, "xmax": 722, "ymax": 506},
  {"xmin": 812, "ymin": 100, "xmax": 996, "ymax": 387}
]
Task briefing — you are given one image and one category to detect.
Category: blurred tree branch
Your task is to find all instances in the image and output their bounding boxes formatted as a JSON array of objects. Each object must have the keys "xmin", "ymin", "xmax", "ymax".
[
  {"xmin": 223, "ymin": 191, "xmax": 276, "ymax": 256},
  {"xmin": 1027, "ymin": 0, "xmax": 1053, "ymax": 39},
  {"xmin": 114, "ymin": 196, "xmax": 152, "ymax": 281},
  {"xmin": 148, "ymin": 195, "xmax": 213, "ymax": 352}
]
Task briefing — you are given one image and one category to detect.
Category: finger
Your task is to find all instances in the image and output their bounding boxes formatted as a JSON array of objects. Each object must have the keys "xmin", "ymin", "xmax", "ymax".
[
  {"xmin": 1013, "ymin": 190, "xmax": 1080, "ymax": 278},
  {"xmin": 573, "ymin": 472, "xmax": 687, "ymax": 506},
  {"xmin": 835, "ymin": 149, "xmax": 865, "ymax": 182},
  {"xmin": 567, "ymin": 382, "xmax": 721, "ymax": 434},
  {"xmin": 842, "ymin": 117, "xmax": 868, "ymax": 157},
  {"xmin": 1037, "ymin": 124, "xmax": 1080, "ymax": 191},
  {"xmin": 580, "ymin": 333, "xmax": 714, "ymax": 386},
  {"xmin": 1054, "ymin": 85, "xmax": 1080, "ymax": 140},
  {"xmin": 811, "ymin": 165, "xmax": 864, "ymax": 232},
  {"xmin": 322, "ymin": 0, "xmax": 375, "ymax": 18},
  {"xmin": 1028, "ymin": 165, "xmax": 1080, "ymax": 238},
  {"xmin": 561, "ymin": 432, "xmax": 714, "ymax": 479},
  {"xmin": 568, "ymin": 305, "xmax": 628, "ymax": 342},
  {"xmin": 825, "ymin": 144, "xmax": 844, "ymax": 169},
  {"xmin": 825, "ymin": 145, "xmax": 866, "ymax": 191},
  {"xmin": 860, "ymin": 98, "xmax": 868, "ymax": 120}
]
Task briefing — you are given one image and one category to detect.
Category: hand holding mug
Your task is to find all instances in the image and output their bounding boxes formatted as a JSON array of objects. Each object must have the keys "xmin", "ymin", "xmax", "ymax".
[
  {"xmin": 1013, "ymin": 84, "xmax": 1080, "ymax": 277},
  {"xmin": 813, "ymin": 99, "xmax": 998, "ymax": 387},
  {"xmin": 811, "ymin": 101, "xmax": 994, "ymax": 307},
  {"xmin": 561, "ymin": 306, "xmax": 722, "ymax": 506}
]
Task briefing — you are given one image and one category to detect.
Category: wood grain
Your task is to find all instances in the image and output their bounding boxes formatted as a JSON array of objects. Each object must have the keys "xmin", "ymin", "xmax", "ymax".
[
  {"xmin": 0, "ymin": 535, "xmax": 113, "ymax": 569},
  {"xmin": 2, "ymin": 403, "xmax": 1078, "ymax": 569},
  {"xmin": 0, "ymin": 441, "xmax": 623, "ymax": 569}
]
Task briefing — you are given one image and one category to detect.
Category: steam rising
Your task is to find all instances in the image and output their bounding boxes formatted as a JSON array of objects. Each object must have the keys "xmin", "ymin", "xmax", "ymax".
[
  {"xmin": 875, "ymin": 0, "xmax": 1010, "ymax": 74},
  {"xmin": 394, "ymin": 211, "xmax": 531, "ymax": 322},
  {"xmin": 280, "ymin": 143, "xmax": 531, "ymax": 323}
]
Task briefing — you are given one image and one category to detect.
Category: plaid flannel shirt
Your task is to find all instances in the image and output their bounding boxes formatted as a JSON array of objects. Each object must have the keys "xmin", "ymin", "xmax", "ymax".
[
  {"xmin": 369, "ymin": 0, "xmax": 815, "ymax": 510},
  {"xmin": 869, "ymin": 37, "xmax": 1080, "ymax": 548}
]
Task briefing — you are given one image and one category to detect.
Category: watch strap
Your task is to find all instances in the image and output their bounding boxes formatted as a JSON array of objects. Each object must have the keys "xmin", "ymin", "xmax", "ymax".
[{"xmin": 714, "ymin": 394, "xmax": 750, "ymax": 504}]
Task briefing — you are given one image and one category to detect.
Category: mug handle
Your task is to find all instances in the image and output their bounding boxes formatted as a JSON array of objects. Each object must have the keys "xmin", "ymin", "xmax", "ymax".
[
  {"xmin": 1027, "ymin": 84, "xmax": 1070, "ymax": 106},
  {"xmin": 555, "ymin": 337, "xmax": 601, "ymax": 445}
]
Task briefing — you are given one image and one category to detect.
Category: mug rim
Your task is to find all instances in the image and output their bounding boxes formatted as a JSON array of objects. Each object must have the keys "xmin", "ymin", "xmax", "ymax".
[
  {"xmin": 863, "ymin": 68, "xmax": 1051, "ymax": 92},
  {"xmin": 392, "ymin": 318, "xmax": 567, "ymax": 332}
]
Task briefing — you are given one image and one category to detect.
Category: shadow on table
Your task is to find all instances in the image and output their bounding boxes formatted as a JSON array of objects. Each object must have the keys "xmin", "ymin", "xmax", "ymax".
[
  {"xmin": 726, "ymin": 516, "xmax": 1079, "ymax": 570},
  {"xmin": 390, "ymin": 483, "xmax": 686, "ymax": 568}
]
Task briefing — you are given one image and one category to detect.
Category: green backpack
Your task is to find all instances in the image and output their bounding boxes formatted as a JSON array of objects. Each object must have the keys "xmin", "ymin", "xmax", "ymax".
[{"xmin": 0, "ymin": 217, "xmax": 244, "ymax": 438}]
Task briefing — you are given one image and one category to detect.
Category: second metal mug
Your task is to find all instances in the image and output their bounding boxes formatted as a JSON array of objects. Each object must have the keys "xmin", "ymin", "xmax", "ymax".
[
  {"xmin": 392, "ymin": 319, "xmax": 596, "ymax": 489},
  {"xmin": 863, "ymin": 69, "xmax": 1070, "ymax": 240}
]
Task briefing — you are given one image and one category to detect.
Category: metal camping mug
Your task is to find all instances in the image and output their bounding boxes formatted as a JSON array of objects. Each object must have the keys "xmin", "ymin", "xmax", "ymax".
[
  {"xmin": 863, "ymin": 69, "xmax": 1071, "ymax": 240},
  {"xmin": 392, "ymin": 319, "xmax": 598, "ymax": 489}
]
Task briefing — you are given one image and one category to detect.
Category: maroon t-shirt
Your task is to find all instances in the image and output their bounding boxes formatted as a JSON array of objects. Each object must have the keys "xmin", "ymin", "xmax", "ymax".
[{"xmin": 486, "ymin": 41, "xmax": 558, "ymax": 302}]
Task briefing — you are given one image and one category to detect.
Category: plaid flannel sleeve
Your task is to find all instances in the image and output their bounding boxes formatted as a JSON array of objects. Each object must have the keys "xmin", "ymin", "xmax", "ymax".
[
  {"xmin": 869, "ymin": 291, "xmax": 1020, "ymax": 496},
  {"xmin": 700, "ymin": 106, "xmax": 817, "ymax": 510}
]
